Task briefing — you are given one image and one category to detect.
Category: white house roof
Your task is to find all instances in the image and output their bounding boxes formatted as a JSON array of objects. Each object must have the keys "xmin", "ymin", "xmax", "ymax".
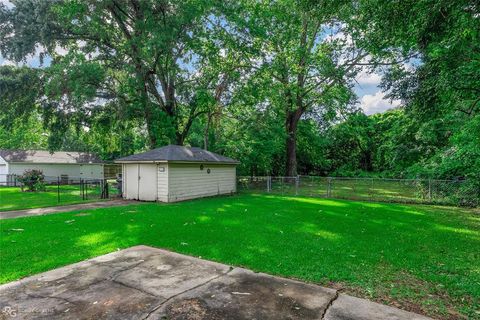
[
  {"xmin": 115, "ymin": 145, "xmax": 239, "ymax": 164},
  {"xmin": 0, "ymin": 150, "xmax": 103, "ymax": 164}
]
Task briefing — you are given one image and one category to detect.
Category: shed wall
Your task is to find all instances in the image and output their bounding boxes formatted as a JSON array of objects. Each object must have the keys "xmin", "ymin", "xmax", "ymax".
[
  {"xmin": 167, "ymin": 163, "xmax": 236, "ymax": 202},
  {"xmin": 157, "ymin": 164, "xmax": 169, "ymax": 202}
]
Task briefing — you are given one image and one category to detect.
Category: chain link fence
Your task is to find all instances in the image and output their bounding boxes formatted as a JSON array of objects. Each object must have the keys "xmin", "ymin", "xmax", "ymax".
[
  {"xmin": 237, "ymin": 176, "xmax": 479, "ymax": 207},
  {"xmin": 0, "ymin": 174, "xmax": 121, "ymax": 210}
]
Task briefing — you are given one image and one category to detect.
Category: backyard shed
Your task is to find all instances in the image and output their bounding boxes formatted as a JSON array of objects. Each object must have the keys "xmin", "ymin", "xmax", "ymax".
[
  {"xmin": 0, "ymin": 149, "xmax": 104, "ymax": 185},
  {"xmin": 115, "ymin": 145, "xmax": 239, "ymax": 202}
]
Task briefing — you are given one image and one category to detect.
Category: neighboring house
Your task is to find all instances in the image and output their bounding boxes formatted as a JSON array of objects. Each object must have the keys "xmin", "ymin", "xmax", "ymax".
[
  {"xmin": 115, "ymin": 145, "xmax": 239, "ymax": 202},
  {"xmin": 0, "ymin": 150, "xmax": 104, "ymax": 185}
]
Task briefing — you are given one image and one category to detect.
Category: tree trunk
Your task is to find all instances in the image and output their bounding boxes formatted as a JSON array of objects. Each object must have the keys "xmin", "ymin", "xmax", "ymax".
[
  {"xmin": 285, "ymin": 110, "xmax": 301, "ymax": 176},
  {"xmin": 286, "ymin": 131, "xmax": 297, "ymax": 177},
  {"xmin": 175, "ymin": 132, "xmax": 184, "ymax": 146},
  {"xmin": 146, "ymin": 120, "xmax": 158, "ymax": 148},
  {"xmin": 203, "ymin": 113, "xmax": 214, "ymax": 150}
]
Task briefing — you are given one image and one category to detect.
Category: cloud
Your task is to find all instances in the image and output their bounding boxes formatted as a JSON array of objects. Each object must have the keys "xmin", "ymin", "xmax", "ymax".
[
  {"xmin": 0, "ymin": 58, "xmax": 15, "ymax": 66},
  {"xmin": 55, "ymin": 46, "xmax": 69, "ymax": 56},
  {"xmin": 0, "ymin": 45, "xmax": 53, "ymax": 67},
  {"xmin": 356, "ymin": 70, "xmax": 381, "ymax": 86},
  {"xmin": 354, "ymin": 68, "xmax": 401, "ymax": 115},
  {"xmin": 360, "ymin": 91, "xmax": 401, "ymax": 115},
  {"xmin": 0, "ymin": 0, "xmax": 14, "ymax": 9}
]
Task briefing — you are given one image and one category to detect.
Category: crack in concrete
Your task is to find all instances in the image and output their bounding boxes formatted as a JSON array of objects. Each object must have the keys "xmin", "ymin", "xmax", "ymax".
[
  {"xmin": 142, "ymin": 266, "xmax": 235, "ymax": 320},
  {"xmin": 106, "ymin": 259, "xmax": 150, "ymax": 280},
  {"xmin": 17, "ymin": 280, "xmax": 79, "ymax": 308},
  {"xmin": 320, "ymin": 289, "xmax": 340, "ymax": 320},
  {"xmin": 102, "ymin": 255, "xmax": 169, "ymax": 298},
  {"xmin": 110, "ymin": 278, "xmax": 159, "ymax": 298},
  {"xmin": 23, "ymin": 291, "xmax": 78, "ymax": 307},
  {"xmin": 88, "ymin": 250, "xmax": 165, "ymax": 272}
]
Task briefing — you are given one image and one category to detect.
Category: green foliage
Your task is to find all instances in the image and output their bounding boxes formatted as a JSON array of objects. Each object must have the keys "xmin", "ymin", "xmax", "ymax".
[
  {"xmin": 224, "ymin": 0, "xmax": 360, "ymax": 175},
  {"xmin": 0, "ymin": 0, "xmax": 236, "ymax": 148},
  {"xmin": 323, "ymin": 0, "xmax": 480, "ymax": 182},
  {"xmin": 325, "ymin": 108, "xmax": 480, "ymax": 183},
  {"xmin": 0, "ymin": 66, "xmax": 42, "ymax": 128},
  {"xmin": 217, "ymin": 97, "xmax": 285, "ymax": 176},
  {"xmin": 17, "ymin": 169, "xmax": 45, "ymax": 192},
  {"xmin": 297, "ymin": 120, "xmax": 329, "ymax": 175},
  {"xmin": 0, "ymin": 112, "xmax": 48, "ymax": 149}
]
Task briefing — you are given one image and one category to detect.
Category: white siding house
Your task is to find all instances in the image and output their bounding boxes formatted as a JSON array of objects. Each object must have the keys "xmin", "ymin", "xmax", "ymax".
[
  {"xmin": 116, "ymin": 145, "xmax": 239, "ymax": 202},
  {"xmin": 0, "ymin": 150, "xmax": 104, "ymax": 185}
]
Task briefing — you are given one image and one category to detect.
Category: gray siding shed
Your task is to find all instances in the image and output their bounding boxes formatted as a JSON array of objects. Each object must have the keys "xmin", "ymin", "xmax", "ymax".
[{"xmin": 115, "ymin": 145, "xmax": 239, "ymax": 202}]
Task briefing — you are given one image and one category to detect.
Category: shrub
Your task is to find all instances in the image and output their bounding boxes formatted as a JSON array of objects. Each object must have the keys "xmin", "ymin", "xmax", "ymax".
[{"xmin": 17, "ymin": 169, "xmax": 46, "ymax": 192}]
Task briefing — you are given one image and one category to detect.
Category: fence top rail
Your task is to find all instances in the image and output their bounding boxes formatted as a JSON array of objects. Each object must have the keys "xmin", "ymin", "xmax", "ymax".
[
  {"xmin": 237, "ymin": 176, "xmax": 468, "ymax": 183},
  {"xmin": 0, "ymin": 174, "xmax": 108, "ymax": 181}
]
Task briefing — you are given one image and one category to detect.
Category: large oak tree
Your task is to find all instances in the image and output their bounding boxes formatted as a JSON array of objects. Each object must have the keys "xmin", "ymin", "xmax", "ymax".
[
  {"xmin": 227, "ymin": 0, "xmax": 370, "ymax": 176},
  {"xmin": 0, "ymin": 0, "xmax": 233, "ymax": 147}
]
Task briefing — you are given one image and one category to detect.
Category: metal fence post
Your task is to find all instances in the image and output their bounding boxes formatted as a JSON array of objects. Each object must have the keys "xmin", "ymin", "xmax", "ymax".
[
  {"xmin": 57, "ymin": 176, "xmax": 60, "ymax": 203},
  {"xmin": 80, "ymin": 179, "xmax": 84, "ymax": 200},
  {"xmin": 101, "ymin": 179, "xmax": 108, "ymax": 199},
  {"xmin": 327, "ymin": 177, "xmax": 332, "ymax": 197},
  {"xmin": 370, "ymin": 178, "xmax": 374, "ymax": 200},
  {"xmin": 295, "ymin": 175, "xmax": 299, "ymax": 196},
  {"xmin": 428, "ymin": 179, "xmax": 432, "ymax": 201},
  {"xmin": 310, "ymin": 176, "xmax": 313, "ymax": 197}
]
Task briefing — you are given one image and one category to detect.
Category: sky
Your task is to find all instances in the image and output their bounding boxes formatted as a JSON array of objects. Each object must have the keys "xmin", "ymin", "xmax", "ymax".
[{"xmin": 354, "ymin": 70, "xmax": 401, "ymax": 115}]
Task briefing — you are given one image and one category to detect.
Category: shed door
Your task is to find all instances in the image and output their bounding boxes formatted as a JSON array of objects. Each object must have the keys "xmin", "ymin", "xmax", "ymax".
[
  {"xmin": 138, "ymin": 164, "xmax": 157, "ymax": 201},
  {"xmin": 124, "ymin": 164, "xmax": 139, "ymax": 200}
]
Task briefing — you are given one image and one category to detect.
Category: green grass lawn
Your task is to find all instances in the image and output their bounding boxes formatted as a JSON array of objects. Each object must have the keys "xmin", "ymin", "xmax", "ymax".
[
  {"xmin": 0, "ymin": 184, "xmax": 117, "ymax": 211},
  {"xmin": 0, "ymin": 193, "xmax": 478, "ymax": 319}
]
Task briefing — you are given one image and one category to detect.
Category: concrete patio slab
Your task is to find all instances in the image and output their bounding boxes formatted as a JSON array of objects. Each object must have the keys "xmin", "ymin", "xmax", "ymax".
[
  {"xmin": 0, "ymin": 246, "xmax": 433, "ymax": 320},
  {"xmin": 324, "ymin": 294, "xmax": 431, "ymax": 320}
]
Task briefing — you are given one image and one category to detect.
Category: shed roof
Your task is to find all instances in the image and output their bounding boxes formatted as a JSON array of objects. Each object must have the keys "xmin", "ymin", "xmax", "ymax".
[
  {"xmin": 115, "ymin": 145, "xmax": 239, "ymax": 164},
  {"xmin": 0, "ymin": 150, "xmax": 103, "ymax": 164}
]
